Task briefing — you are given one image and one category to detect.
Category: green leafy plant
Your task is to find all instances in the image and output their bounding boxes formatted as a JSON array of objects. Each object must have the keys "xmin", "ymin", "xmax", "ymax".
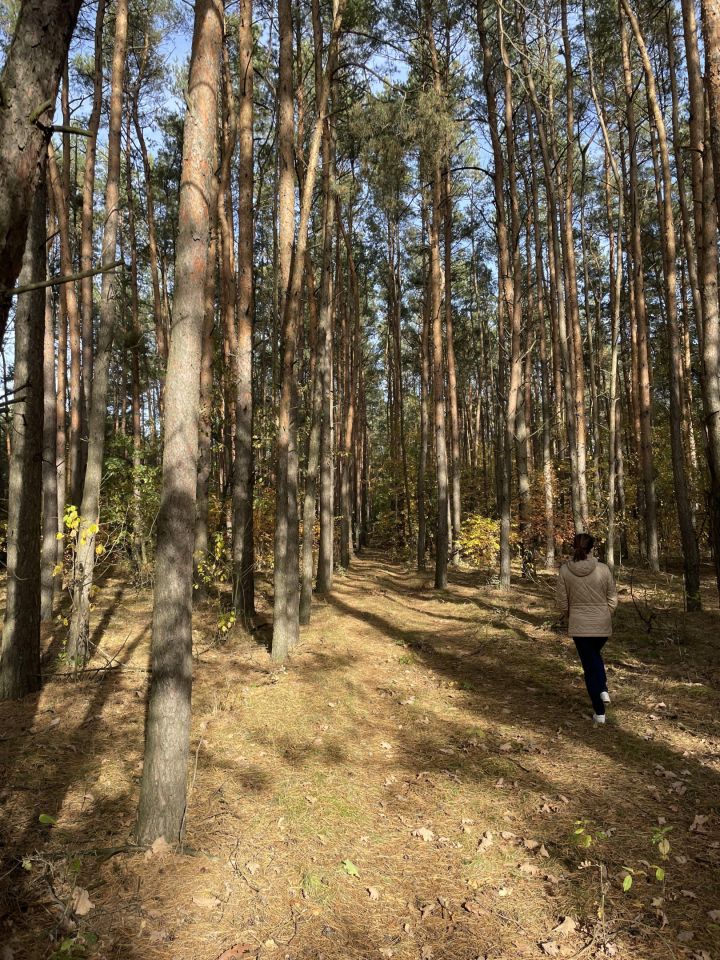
[
  {"xmin": 49, "ymin": 931, "xmax": 98, "ymax": 960},
  {"xmin": 572, "ymin": 819, "xmax": 594, "ymax": 849},
  {"xmin": 457, "ymin": 515, "xmax": 501, "ymax": 568}
]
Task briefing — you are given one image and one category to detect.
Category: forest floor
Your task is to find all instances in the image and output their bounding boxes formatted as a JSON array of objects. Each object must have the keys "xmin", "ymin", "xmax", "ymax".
[{"xmin": 1, "ymin": 551, "xmax": 719, "ymax": 960}]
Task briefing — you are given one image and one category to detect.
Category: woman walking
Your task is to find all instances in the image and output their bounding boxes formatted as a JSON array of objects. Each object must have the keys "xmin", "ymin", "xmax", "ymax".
[{"xmin": 556, "ymin": 533, "xmax": 618, "ymax": 724}]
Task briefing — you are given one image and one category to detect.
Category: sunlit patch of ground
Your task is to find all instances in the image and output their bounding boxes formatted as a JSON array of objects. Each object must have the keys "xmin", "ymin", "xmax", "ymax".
[{"xmin": 1, "ymin": 553, "xmax": 718, "ymax": 959}]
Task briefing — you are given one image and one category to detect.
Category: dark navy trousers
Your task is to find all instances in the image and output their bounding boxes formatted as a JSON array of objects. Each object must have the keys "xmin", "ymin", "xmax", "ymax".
[{"xmin": 573, "ymin": 637, "xmax": 608, "ymax": 715}]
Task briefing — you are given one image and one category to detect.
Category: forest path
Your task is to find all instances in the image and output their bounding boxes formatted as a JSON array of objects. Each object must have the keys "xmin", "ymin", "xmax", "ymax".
[{"xmin": 1, "ymin": 551, "xmax": 719, "ymax": 959}]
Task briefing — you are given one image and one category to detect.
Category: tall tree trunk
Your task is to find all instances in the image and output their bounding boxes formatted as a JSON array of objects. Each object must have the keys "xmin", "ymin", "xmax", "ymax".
[
  {"xmin": 622, "ymin": 0, "xmax": 701, "ymax": 607},
  {"xmin": 584, "ymin": 0, "xmax": 623, "ymax": 568},
  {"xmin": 273, "ymin": 0, "xmax": 300, "ymax": 652},
  {"xmin": 498, "ymin": 5, "xmax": 523, "ymax": 586},
  {"xmin": 620, "ymin": 17, "xmax": 660, "ymax": 571},
  {"xmin": 80, "ymin": 0, "xmax": 107, "ymax": 417},
  {"xmin": 41, "ymin": 286, "xmax": 59, "ymax": 621},
  {"xmin": 0, "ymin": 0, "xmax": 83, "ymax": 334},
  {"xmin": 560, "ymin": 0, "xmax": 589, "ymax": 530},
  {"xmin": 426, "ymin": 8, "xmax": 449, "ymax": 590},
  {"xmin": 136, "ymin": 0, "xmax": 223, "ymax": 846},
  {"xmin": 698, "ymin": 0, "xmax": 720, "ymax": 594},
  {"xmin": 272, "ymin": 0, "xmax": 346, "ymax": 659},
  {"xmin": 528, "ymin": 105, "xmax": 555, "ymax": 568},
  {"xmin": 0, "ymin": 174, "xmax": 46, "ymax": 700},
  {"xmin": 606, "ymin": 172, "xmax": 623, "ymax": 572},
  {"xmin": 299, "ymin": 253, "xmax": 322, "ymax": 623},
  {"xmin": 47, "ymin": 144, "xmax": 83, "ymax": 509},
  {"xmin": 194, "ymin": 216, "xmax": 217, "ymax": 588},
  {"xmin": 417, "ymin": 191, "xmax": 430, "ymax": 571},
  {"xmin": 443, "ymin": 167, "xmax": 462, "ymax": 561},
  {"xmin": 233, "ymin": 0, "xmax": 255, "ymax": 620},
  {"xmin": 316, "ymin": 115, "xmax": 336, "ymax": 595},
  {"xmin": 478, "ymin": 0, "xmax": 518, "ymax": 588},
  {"xmin": 339, "ymin": 213, "xmax": 360, "ymax": 570},
  {"xmin": 314, "ymin": 0, "xmax": 336, "ymax": 593},
  {"xmin": 519, "ymin": 13, "xmax": 581, "ymax": 531},
  {"xmin": 133, "ymin": 103, "xmax": 169, "ymax": 371},
  {"xmin": 217, "ymin": 39, "xmax": 236, "ymax": 526},
  {"xmin": 66, "ymin": 0, "xmax": 128, "ymax": 666},
  {"xmin": 50, "ymin": 181, "xmax": 67, "ymax": 556},
  {"xmin": 126, "ymin": 124, "xmax": 147, "ymax": 571}
]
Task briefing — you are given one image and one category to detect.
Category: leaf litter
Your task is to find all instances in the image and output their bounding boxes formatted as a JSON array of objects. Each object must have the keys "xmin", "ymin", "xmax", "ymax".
[{"xmin": 1, "ymin": 555, "xmax": 719, "ymax": 958}]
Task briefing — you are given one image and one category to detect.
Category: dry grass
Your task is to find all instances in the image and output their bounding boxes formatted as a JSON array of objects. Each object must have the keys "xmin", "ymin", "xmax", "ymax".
[{"xmin": 1, "ymin": 553, "xmax": 719, "ymax": 960}]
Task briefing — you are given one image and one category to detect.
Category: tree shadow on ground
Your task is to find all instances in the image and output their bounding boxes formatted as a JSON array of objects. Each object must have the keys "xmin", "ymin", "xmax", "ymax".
[{"xmin": 0, "ymin": 621, "xmax": 149, "ymax": 956}]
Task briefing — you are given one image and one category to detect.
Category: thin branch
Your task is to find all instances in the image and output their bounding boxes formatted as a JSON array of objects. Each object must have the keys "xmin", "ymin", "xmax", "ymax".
[
  {"xmin": 50, "ymin": 124, "xmax": 95, "ymax": 137},
  {"xmin": 2, "ymin": 259, "xmax": 123, "ymax": 298}
]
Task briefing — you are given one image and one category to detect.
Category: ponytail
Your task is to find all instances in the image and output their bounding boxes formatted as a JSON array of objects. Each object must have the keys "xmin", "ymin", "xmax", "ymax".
[{"xmin": 572, "ymin": 532, "xmax": 595, "ymax": 561}]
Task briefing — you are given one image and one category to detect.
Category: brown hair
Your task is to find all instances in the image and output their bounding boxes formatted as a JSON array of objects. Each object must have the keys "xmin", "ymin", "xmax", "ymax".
[{"xmin": 572, "ymin": 532, "xmax": 595, "ymax": 561}]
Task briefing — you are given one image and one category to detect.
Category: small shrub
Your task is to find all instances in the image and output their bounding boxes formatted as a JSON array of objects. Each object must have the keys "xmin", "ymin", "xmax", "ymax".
[{"xmin": 457, "ymin": 514, "xmax": 501, "ymax": 568}]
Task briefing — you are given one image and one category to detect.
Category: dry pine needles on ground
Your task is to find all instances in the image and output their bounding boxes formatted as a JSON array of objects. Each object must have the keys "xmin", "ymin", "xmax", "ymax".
[{"xmin": 0, "ymin": 553, "xmax": 719, "ymax": 960}]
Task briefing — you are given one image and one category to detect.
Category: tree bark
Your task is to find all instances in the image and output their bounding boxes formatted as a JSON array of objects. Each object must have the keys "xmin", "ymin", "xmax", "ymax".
[
  {"xmin": 316, "ymin": 112, "xmax": 336, "ymax": 595},
  {"xmin": 528, "ymin": 105, "xmax": 555, "ymax": 568},
  {"xmin": 698, "ymin": 0, "xmax": 720, "ymax": 594},
  {"xmin": 273, "ymin": 0, "xmax": 300, "ymax": 652},
  {"xmin": 47, "ymin": 143, "xmax": 83, "ymax": 509},
  {"xmin": 272, "ymin": 0, "xmax": 346, "ymax": 660},
  {"xmin": 66, "ymin": 0, "xmax": 128, "ymax": 666},
  {"xmin": 478, "ymin": 0, "xmax": 519, "ymax": 588},
  {"xmin": 623, "ymin": 0, "xmax": 701, "ymax": 607},
  {"xmin": 48, "ymin": 182, "xmax": 67, "ymax": 561},
  {"xmin": 126, "ymin": 123, "xmax": 147, "ymax": 571},
  {"xmin": 0, "ymin": 0, "xmax": 83, "ymax": 335},
  {"xmin": 339, "ymin": 213, "xmax": 360, "ymax": 570},
  {"xmin": 442, "ymin": 166, "xmax": 462, "ymax": 561},
  {"xmin": 300, "ymin": 252, "xmax": 321, "ymax": 623},
  {"xmin": 41, "ymin": 285, "xmax": 59, "ymax": 621},
  {"xmin": 426, "ymin": 7, "xmax": 449, "ymax": 590},
  {"xmin": 417, "ymin": 189, "xmax": 430, "ymax": 571},
  {"xmin": 0, "ymin": 174, "xmax": 46, "ymax": 700},
  {"xmin": 620, "ymin": 17, "xmax": 660, "ymax": 571},
  {"xmin": 136, "ymin": 0, "xmax": 223, "ymax": 846},
  {"xmin": 560, "ymin": 0, "xmax": 589, "ymax": 530},
  {"xmin": 233, "ymin": 0, "xmax": 255, "ymax": 620},
  {"xmin": 79, "ymin": 0, "xmax": 107, "ymax": 416},
  {"xmin": 194, "ymin": 209, "xmax": 217, "ymax": 588}
]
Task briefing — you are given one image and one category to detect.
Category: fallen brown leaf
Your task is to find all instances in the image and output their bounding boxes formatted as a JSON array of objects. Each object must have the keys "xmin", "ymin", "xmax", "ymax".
[
  {"xmin": 192, "ymin": 895, "xmax": 221, "ymax": 909},
  {"xmin": 552, "ymin": 916, "xmax": 577, "ymax": 937},
  {"xmin": 71, "ymin": 887, "xmax": 94, "ymax": 917},
  {"xmin": 144, "ymin": 836, "xmax": 172, "ymax": 860},
  {"xmin": 214, "ymin": 944, "xmax": 256, "ymax": 960},
  {"xmin": 412, "ymin": 827, "xmax": 435, "ymax": 842},
  {"xmin": 477, "ymin": 830, "xmax": 494, "ymax": 853},
  {"xmin": 539, "ymin": 940, "xmax": 560, "ymax": 956}
]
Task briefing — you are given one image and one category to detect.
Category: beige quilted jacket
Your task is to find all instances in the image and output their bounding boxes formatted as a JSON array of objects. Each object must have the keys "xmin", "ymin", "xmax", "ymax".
[{"xmin": 556, "ymin": 557, "xmax": 618, "ymax": 637}]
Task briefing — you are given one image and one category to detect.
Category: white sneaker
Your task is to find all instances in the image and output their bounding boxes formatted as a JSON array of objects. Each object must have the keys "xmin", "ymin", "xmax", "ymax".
[
  {"xmin": 593, "ymin": 713, "xmax": 606, "ymax": 725},
  {"xmin": 600, "ymin": 691, "xmax": 611, "ymax": 705}
]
